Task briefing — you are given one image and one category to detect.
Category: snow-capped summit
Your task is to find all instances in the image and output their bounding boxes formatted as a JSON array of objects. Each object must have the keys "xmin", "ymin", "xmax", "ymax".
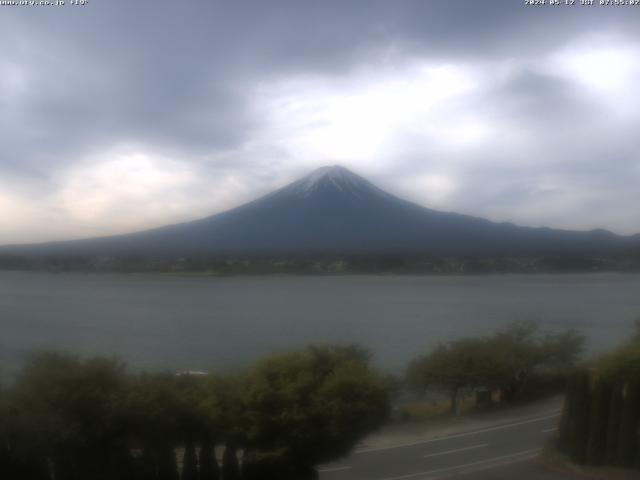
[{"xmin": 277, "ymin": 165, "xmax": 390, "ymax": 200}]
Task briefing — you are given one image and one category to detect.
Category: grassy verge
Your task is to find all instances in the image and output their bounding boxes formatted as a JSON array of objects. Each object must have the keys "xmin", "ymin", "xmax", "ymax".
[{"xmin": 393, "ymin": 391, "xmax": 501, "ymax": 421}]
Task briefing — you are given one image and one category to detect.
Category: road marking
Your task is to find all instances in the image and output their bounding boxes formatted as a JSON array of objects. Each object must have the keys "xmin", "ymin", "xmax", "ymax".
[
  {"xmin": 423, "ymin": 443, "xmax": 488, "ymax": 459},
  {"xmin": 542, "ymin": 427, "xmax": 557, "ymax": 433},
  {"xmin": 318, "ymin": 466, "xmax": 352, "ymax": 473},
  {"xmin": 451, "ymin": 451, "xmax": 540, "ymax": 478},
  {"xmin": 378, "ymin": 448, "xmax": 541, "ymax": 480},
  {"xmin": 356, "ymin": 412, "xmax": 560, "ymax": 454}
]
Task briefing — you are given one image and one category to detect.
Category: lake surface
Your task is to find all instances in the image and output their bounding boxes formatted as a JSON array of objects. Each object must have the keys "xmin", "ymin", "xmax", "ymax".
[{"xmin": 1, "ymin": 271, "xmax": 639, "ymax": 376}]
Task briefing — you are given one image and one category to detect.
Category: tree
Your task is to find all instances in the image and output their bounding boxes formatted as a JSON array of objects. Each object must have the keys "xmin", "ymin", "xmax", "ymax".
[
  {"xmin": 0, "ymin": 386, "xmax": 11, "ymax": 476},
  {"xmin": 11, "ymin": 352, "xmax": 129, "ymax": 480},
  {"xmin": 200, "ymin": 374, "xmax": 243, "ymax": 449},
  {"xmin": 539, "ymin": 329, "xmax": 585, "ymax": 368},
  {"xmin": 124, "ymin": 373, "xmax": 194, "ymax": 480},
  {"xmin": 557, "ymin": 329, "xmax": 640, "ymax": 470},
  {"xmin": 585, "ymin": 376, "xmax": 612, "ymax": 466},
  {"xmin": 616, "ymin": 380, "xmax": 640, "ymax": 467},
  {"xmin": 487, "ymin": 322, "xmax": 583, "ymax": 403},
  {"xmin": 2, "ymin": 345, "xmax": 388, "ymax": 480},
  {"xmin": 1, "ymin": 383, "xmax": 52, "ymax": 480},
  {"xmin": 605, "ymin": 380, "xmax": 625, "ymax": 465},
  {"xmin": 407, "ymin": 322, "xmax": 584, "ymax": 412},
  {"xmin": 567, "ymin": 370, "xmax": 591, "ymax": 464},
  {"xmin": 182, "ymin": 440, "xmax": 198, "ymax": 480},
  {"xmin": 221, "ymin": 441, "xmax": 240, "ymax": 480},
  {"xmin": 198, "ymin": 436, "xmax": 220, "ymax": 480},
  {"xmin": 239, "ymin": 345, "xmax": 390, "ymax": 478},
  {"xmin": 597, "ymin": 332, "xmax": 640, "ymax": 467},
  {"xmin": 407, "ymin": 338, "xmax": 494, "ymax": 414}
]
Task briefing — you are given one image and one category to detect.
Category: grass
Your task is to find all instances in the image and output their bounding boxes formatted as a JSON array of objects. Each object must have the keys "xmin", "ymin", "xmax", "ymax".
[{"xmin": 395, "ymin": 390, "xmax": 501, "ymax": 421}]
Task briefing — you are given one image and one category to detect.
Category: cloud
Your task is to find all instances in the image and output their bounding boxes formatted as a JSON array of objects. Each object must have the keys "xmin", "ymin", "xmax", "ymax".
[
  {"xmin": 254, "ymin": 62, "xmax": 486, "ymax": 169},
  {"xmin": 1, "ymin": 1, "xmax": 640, "ymax": 243}
]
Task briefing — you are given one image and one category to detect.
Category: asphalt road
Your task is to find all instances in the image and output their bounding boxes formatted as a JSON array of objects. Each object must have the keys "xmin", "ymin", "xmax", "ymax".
[{"xmin": 318, "ymin": 408, "xmax": 566, "ymax": 480}]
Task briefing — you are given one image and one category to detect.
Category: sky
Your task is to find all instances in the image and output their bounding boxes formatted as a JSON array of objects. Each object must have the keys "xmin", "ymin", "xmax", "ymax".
[{"xmin": 1, "ymin": 0, "xmax": 640, "ymax": 244}]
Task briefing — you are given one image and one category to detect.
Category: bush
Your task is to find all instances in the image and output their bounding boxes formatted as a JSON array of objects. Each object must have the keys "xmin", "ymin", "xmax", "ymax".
[{"xmin": 1, "ymin": 344, "xmax": 389, "ymax": 480}]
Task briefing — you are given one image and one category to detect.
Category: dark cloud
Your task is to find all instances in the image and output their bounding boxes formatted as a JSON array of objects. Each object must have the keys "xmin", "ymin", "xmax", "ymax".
[{"xmin": 1, "ymin": 1, "xmax": 639, "ymax": 242}]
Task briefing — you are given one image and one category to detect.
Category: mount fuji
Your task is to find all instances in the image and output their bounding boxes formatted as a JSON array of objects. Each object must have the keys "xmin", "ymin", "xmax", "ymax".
[{"xmin": 3, "ymin": 165, "xmax": 638, "ymax": 257}]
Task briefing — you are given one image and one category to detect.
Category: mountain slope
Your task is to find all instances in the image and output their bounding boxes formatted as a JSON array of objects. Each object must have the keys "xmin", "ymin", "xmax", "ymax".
[{"xmin": 3, "ymin": 165, "xmax": 638, "ymax": 257}]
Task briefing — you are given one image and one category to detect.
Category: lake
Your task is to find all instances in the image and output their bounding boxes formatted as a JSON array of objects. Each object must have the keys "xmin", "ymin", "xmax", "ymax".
[{"xmin": 1, "ymin": 271, "xmax": 639, "ymax": 376}]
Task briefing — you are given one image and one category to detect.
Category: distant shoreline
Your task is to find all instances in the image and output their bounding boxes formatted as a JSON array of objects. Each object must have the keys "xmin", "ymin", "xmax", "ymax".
[{"xmin": 2, "ymin": 250, "xmax": 640, "ymax": 277}]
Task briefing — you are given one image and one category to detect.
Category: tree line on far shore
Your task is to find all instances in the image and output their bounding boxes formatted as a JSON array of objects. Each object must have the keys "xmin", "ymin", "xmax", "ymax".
[
  {"xmin": 3, "ymin": 253, "xmax": 639, "ymax": 275},
  {"xmin": 0, "ymin": 321, "xmax": 584, "ymax": 480}
]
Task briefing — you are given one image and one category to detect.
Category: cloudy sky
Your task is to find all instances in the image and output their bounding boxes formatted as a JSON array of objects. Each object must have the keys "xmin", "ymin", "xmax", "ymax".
[{"xmin": 1, "ymin": 1, "xmax": 639, "ymax": 244}]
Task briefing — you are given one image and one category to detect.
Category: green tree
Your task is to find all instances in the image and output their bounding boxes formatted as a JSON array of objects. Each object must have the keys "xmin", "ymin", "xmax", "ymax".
[
  {"xmin": 585, "ymin": 376, "xmax": 612, "ymax": 466},
  {"xmin": 221, "ymin": 442, "xmax": 240, "ymax": 480},
  {"xmin": 0, "ymin": 385, "xmax": 11, "ymax": 475},
  {"xmin": 488, "ymin": 322, "xmax": 583, "ymax": 403},
  {"xmin": 239, "ymin": 345, "xmax": 390, "ymax": 479},
  {"xmin": 605, "ymin": 380, "xmax": 624, "ymax": 465},
  {"xmin": 11, "ymin": 352, "xmax": 129, "ymax": 480},
  {"xmin": 558, "ymin": 328, "xmax": 640, "ymax": 469},
  {"xmin": 124, "ymin": 373, "xmax": 190, "ymax": 480},
  {"xmin": 0, "ymin": 380, "xmax": 51, "ymax": 480},
  {"xmin": 157, "ymin": 443, "xmax": 179, "ymax": 480},
  {"xmin": 597, "ymin": 332, "xmax": 640, "ymax": 467},
  {"xmin": 182, "ymin": 440, "xmax": 198, "ymax": 480},
  {"xmin": 200, "ymin": 374, "xmax": 243, "ymax": 449},
  {"xmin": 407, "ymin": 322, "xmax": 584, "ymax": 412},
  {"xmin": 407, "ymin": 338, "xmax": 494, "ymax": 414},
  {"xmin": 567, "ymin": 370, "xmax": 591, "ymax": 464},
  {"xmin": 198, "ymin": 436, "xmax": 220, "ymax": 480},
  {"xmin": 616, "ymin": 380, "xmax": 640, "ymax": 468}
]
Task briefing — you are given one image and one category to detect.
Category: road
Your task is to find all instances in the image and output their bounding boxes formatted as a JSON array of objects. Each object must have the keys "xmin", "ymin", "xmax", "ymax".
[{"xmin": 318, "ymin": 406, "xmax": 568, "ymax": 480}]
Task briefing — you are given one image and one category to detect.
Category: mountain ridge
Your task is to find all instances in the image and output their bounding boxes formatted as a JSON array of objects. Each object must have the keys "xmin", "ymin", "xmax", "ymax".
[{"xmin": 2, "ymin": 165, "xmax": 639, "ymax": 257}]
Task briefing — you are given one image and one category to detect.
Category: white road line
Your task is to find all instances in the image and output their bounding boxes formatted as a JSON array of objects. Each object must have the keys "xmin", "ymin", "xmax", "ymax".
[
  {"xmin": 423, "ymin": 443, "xmax": 488, "ymax": 459},
  {"xmin": 542, "ymin": 427, "xmax": 557, "ymax": 433},
  {"xmin": 451, "ymin": 452, "xmax": 540, "ymax": 478},
  {"xmin": 356, "ymin": 412, "xmax": 560, "ymax": 454},
  {"xmin": 378, "ymin": 448, "xmax": 541, "ymax": 480},
  {"xmin": 318, "ymin": 466, "xmax": 352, "ymax": 473}
]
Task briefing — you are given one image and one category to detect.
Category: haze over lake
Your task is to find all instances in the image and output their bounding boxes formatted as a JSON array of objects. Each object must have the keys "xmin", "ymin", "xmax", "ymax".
[{"xmin": 1, "ymin": 271, "xmax": 639, "ymax": 376}]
